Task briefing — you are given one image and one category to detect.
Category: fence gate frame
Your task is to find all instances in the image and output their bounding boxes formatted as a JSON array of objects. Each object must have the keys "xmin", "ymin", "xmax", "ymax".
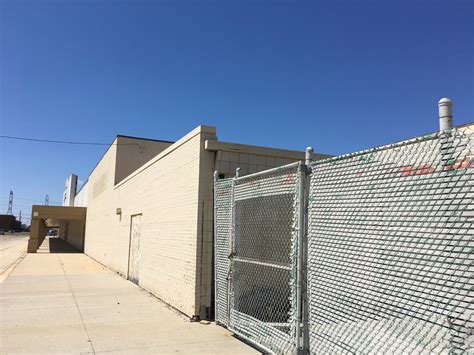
[{"xmin": 214, "ymin": 160, "xmax": 312, "ymax": 354}]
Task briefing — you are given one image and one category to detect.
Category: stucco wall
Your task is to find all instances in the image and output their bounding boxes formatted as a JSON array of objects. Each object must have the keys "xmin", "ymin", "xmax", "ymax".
[{"xmin": 84, "ymin": 126, "xmax": 216, "ymax": 318}]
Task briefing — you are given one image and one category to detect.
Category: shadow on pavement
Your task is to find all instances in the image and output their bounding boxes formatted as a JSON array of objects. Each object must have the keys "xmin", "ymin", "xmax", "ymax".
[{"xmin": 48, "ymin": 237, "xmax": 81, "ymax": 253}]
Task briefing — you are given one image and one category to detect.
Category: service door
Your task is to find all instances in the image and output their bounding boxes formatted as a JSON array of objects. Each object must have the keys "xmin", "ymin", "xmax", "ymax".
[{"xmin": 128, "ymin": 214, "xmax": 142, "ymax": 284}]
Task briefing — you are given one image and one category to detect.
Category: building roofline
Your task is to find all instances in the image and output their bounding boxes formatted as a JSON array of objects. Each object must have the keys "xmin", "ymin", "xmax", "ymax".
[
  {"xmin": 455, "ymin": 121, "xmax": 474, "ymax": 129},
  {"xmin": 76, "ymin": 133, "xmax": 176, "ymax": 191},
  {"xmin": 205, "ymin": 140, "xmax": 333, "ymax": 160},
  {"xmin": 116, "ymin": 134, "xmax": 175, "ymax": 144}
]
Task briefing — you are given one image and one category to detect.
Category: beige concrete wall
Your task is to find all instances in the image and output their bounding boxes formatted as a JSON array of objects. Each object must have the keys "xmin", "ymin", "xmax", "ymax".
[
  {"xmin": 58, "ymin": 221, "xmax": 69, "ymax": 242},
  {"xmin": 114, "ymin": 136, "xmax": 173, "ymax": 185},
  {"xmin": 195, "ymin": 136, "xmax": 217, "ymax": 317},
  {"xmin": 84, "ymin": 126, "xmax": 216, "ymax": 318},
  {"xmin": 27, "ymin": 219, "xmax": 48, "ymax": 253},
  {"xmin": 67, "ymin": 220, "xmax": 85, "ymax": 251}
]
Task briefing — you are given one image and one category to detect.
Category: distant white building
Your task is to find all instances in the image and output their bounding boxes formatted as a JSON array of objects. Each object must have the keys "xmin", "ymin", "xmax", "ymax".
[{"xmin": 62, "ymin": 174, "xmax": 77, "ymax": 206}]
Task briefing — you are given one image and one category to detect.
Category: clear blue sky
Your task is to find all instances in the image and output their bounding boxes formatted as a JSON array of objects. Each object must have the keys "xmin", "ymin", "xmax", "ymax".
[{"xmin": 0, "ymin": 0, "xmax": 473, "ymax": 222}]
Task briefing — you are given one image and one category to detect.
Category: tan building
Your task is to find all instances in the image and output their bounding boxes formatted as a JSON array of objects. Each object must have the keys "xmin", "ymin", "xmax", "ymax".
[
  {"xmin": 44, "ymin": 126, "xmax": 331, "ymax": 319},
  {"xmin": 28, "ymin": 205, "xmax": 86, "ymax": 253}
]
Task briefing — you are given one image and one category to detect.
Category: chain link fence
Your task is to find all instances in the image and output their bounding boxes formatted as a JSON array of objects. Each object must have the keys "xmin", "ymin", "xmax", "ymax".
[
  {"xmin": 308, "ymin": 126, "xmax": 473, "ymax": 354},
  {"xmin": 214, "ymin": 125, "xmax": 473, "ymax": 354}
]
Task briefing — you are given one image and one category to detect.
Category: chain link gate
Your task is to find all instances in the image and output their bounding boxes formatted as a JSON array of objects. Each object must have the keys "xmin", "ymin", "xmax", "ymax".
[
  {"xmin": 215, "ymin": 162, "xmax": 304, "ymax": 353},
  {"xmin": 214, "ymin": 124, "xmax": 473, "ymax": 354}
]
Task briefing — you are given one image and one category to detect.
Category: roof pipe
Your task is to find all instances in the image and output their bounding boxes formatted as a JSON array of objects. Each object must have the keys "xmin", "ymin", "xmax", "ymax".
[{"xmin": 438, "ymin": 98, "xmax": 453, "ymax": 132}]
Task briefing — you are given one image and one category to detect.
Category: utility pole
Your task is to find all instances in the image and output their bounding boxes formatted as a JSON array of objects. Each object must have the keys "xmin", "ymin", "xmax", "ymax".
[
  {"xmin": 45, "ymin": 195, "xmax": 49, "ymax": 206},
  {"xmin": 7, "ymin": 190, "xmax": 13, "ymax": 215},
  {"xmin": 19, "ymin": 210, "xmax": 22, "ymax": 224}
]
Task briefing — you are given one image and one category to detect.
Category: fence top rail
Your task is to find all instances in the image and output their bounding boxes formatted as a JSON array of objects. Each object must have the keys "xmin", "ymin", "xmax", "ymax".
[
  {"xmin": 216, "ymin": 161, "xmax": 300, "ymax": 183},
  {"xmin": 311, "ymin": 130, "xmax": 456, "ymax": 167}
]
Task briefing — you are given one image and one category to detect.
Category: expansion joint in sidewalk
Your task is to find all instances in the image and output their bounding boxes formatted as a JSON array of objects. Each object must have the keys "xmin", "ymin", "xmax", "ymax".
[{"xmin": 57, "ymin": 254, "xmax": 96, "ymax": 355}]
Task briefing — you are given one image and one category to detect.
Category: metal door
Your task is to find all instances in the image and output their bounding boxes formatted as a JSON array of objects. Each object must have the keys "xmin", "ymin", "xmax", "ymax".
[{"xmin": 128, "ymin": 214, "xmax": 142, "ymax": 284}]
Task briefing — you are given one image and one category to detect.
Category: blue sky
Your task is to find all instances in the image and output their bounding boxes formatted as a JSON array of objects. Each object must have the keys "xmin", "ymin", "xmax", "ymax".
[{"xmin": 0, "ymin": 0, "xmax": 473, "ymax": 223}]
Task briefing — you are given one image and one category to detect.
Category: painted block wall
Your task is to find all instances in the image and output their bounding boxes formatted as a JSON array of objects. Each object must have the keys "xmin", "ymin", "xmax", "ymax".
[
  {"xmin": 114, "ymin": 136, "xmax": 173, "ymax": 185},
  {"xmin": 217, "ymin": 151, "xmax": 297, "ymax": 177},
  {"xmin": 84, "ymin": 126, "xmax": 216, "ymax": 317}
]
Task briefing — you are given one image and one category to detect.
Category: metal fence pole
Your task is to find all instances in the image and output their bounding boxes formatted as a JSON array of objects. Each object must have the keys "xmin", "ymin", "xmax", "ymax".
[
  {"xmin": 438, "ymin": 99, "xmax": 468, "ymax": 353},
  {"xmin": 305, "ymin": 147, "xmax": 313, "ymax": 166},
  {"xmin": 227, "ymin": 169, "xmax": 238, "ymax": 326},
  {"xmin": 296, "ymin": 151, "xmax": 312, "ymax": 354},
  {"xmin": 295, "ymin": 162, "xmax": 305, "ymax": 353},
  {"xmin": 213, "ymin": 170, "xmax": 219, "ymax": 323},
  {"xmin": 302, "ymin": 147, "xmax": 312, "ymax": 354}
]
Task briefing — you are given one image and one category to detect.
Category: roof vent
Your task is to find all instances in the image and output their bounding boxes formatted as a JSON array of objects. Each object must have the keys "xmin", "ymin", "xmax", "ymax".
[{"xmin": 438, "ymin": 98, "xmax": 453, "ymax": 132}]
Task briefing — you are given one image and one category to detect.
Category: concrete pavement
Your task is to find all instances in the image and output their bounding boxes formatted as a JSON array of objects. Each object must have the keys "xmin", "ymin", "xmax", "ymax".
[
  {"xmin": 0, "ymin": 234, "xmax": 28, "ymax": 278},
  {"xmin": 0, "ymin": 250, "xmax": 259, "ymax": 354}
]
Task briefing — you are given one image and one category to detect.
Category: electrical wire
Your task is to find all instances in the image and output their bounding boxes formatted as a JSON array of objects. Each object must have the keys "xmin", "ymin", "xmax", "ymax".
[{"xmin": 0, "ymin": 135, "xmax": 143, "ymax": 148}]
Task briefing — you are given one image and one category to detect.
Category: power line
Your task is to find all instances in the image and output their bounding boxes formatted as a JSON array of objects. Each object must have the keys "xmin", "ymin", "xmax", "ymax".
[{"xmin": 0, "ymin": 135, "xmax": 143, "ymax": 148}]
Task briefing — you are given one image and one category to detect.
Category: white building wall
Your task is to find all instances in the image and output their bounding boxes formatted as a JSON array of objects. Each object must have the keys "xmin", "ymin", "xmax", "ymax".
[
  {"xmin": 73, "ymin": 182, "xmax": 89, "ymax": 207},
  {"xmin": 63, "ymin": 174, "xmax": 77, "ymax": 206}
]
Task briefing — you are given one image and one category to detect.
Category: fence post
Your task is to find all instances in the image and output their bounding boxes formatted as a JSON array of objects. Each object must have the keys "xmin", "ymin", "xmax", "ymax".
[
  {"xmin": 438, "ymin": 99, "xmax": 467, "ymax": 353},
  {"xmin": 213, "ymin": 171, "xmax": 218, "ymax": 323},
  {"xmin": 227, "ymin": 168, "xmax": 238, "ymax": 327},
  {"xmin": 305, "ymin": 147, "xmax": 313, "ymax": 166},
  {"xmin": 296, "ymin": 148, "xmax": 313, "ymax": 354},
  {"xmin": 302, "ymin": 147, "xmax": 312, "ymax": 354},
  {"xmin": 296, "ymin": 162, "xmax": 305, "ymax": 353}
]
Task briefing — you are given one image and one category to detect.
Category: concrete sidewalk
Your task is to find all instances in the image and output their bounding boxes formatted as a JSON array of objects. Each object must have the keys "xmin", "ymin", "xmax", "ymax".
[
  {"xmin": 0, "ymin": 234, "xmax": 28, "ymax": 277},
  {"xmin": 0, "ymin": 252, "xmax": 259, "ymax": 354}
]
